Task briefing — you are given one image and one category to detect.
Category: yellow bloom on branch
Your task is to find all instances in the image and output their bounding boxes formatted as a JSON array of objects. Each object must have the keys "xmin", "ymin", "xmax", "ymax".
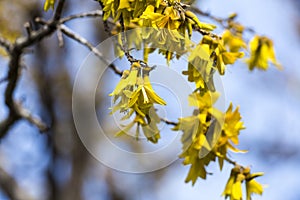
[
  {"xmin": 247, "ymin": 35, "xmax": 282, "ymax": 71},
  {"xmin": 223, "ymin": 166, "xmax": 264, "ymax": 200},
  {"xmin": 214, "ymin": 103, "xmax": 246, "ymax": 169},
  {"xmin": 44, "ymin": 0, "xmax": 56, "ymax": 11},
  {"xmin": 222, "ymin": 30, "xmax": 247, "ymax": 52},
  {"xmin": 174, "ymin": 90, "xmax": 224, "ymax": 185},
  {"xmin": 201, "ymin": 36, "xmax": 244, "ymax": 75},
  {"xmin": 110, "ymin": 62, "xmax": 166, "ymax": 143}
]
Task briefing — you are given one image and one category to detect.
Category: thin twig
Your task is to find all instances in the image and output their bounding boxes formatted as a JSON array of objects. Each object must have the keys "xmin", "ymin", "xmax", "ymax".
[
  {"xmin": 16, "ymin": 102, "xmax": 49, "ymax": 132},
  {"xmin": 190, "ymin": 7, "xmax": 255, "ymax": 33},
  {"xmin": 224, "ymin": 156, "xmax": 237, "ymax": 166},
  {"xmin": 119, "ymin": 16, "xmax": 136, "ymax": 63},
  {"xmin": 160, "ymin": 118, "xmax": 178, "ymax": 126},
  {"xmin": 0, "ymin": 36, "xmax": 12, "ymax": 52},
  {"xmin": 57, "ymin": 28, "xmax": 64, "ymax": 47},
  {"xmin": 60, "ymin": 10, "xmax": 103, "ymax": 23},
  {"xmin": 190, "ymin": 7, "xmax": 226, "ymax": 25},
  {"xmin": 59, "ymin": 24, "xmax": 123, "ymax": 76},
  {"xmin": 24, "ymin": 22, "xmax": 32, "ymax": 37},
  {"xmin": 193, "ymin": 27, "xmax": 221, "ymax": 39}
]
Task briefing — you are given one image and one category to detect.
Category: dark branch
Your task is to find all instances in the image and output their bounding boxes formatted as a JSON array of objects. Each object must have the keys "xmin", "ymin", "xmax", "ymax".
[
  {"xmin": 160, "ymin": 118, "xmax": 178, "ymax": 126},
  {"xmin": 53, "ymin": 0, "xmax": 66, "ymax": 21},
  {"xmin": 0, "ymin": 0, "xmax": 66, "ymax": 139},
  {"xmin": 0, "ymin": 36, "xmax": 12, "ymax": 52}
]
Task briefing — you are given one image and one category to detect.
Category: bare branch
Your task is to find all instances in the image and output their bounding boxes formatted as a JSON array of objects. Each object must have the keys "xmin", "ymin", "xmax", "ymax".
[
  {"xmin": 60, "ymin": 10, "xmax": 104, "ymax": 23},
  {"xmin": 160, "ymin": 118, "xmax": 178, "ymax": 126},
  {"xmin": 57, "ymin": 29, "xmax": 64, "ymax": 47},
  {"xmin": 190, "ymin": 7, "xmax": 226, "ymax": 25},
  {"xmin": 53, "ymin": 0, "xmax": 66, "ymax": 21},
  {"xmin": 224, "ymin": 156, "xmax": 237, "ymax": 166},
  {"xmin": 190, "ymin": 6, "xmax": 255, "ymax": 33},
  {"xmin": 16, "ymin": 102, "xmax": 49, "ymax": 132},
  {"xmin": 119, "ymin": 16, "xmax": 136, "ymax": 63},
  {"xmin": 0, "ymin": 0, "xmax": 66, "ymax": 139},
  {"xmin": 24, "ymin": 22, "xmax": 33, "ymax": 37},
  {"xmin": 193, "ymin": 27, "xmax": 222, "ymax": 39},
  {"xmin": 1, "ymin": 0, "xmax": 124, "ymax": 139},
  {"xmin": 59, "ymin": 24, "xmax": 123, "ymax": 76},
  {"xmin": 0, "ymin": 167, "xmax": 33, "ymax": 200},
  {"xmin": 0, "ymin": 36, "xmax": 11, "ymax": 52}
]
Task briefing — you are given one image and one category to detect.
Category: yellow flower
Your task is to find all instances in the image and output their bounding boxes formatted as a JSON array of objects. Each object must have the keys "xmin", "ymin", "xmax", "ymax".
[
  {"xmin": 199, "ymin": 36, "xmax": 244, "ymax": 75},
  {"xmin": 247, "ymin": 35, "xmax": 282, "ymax": 70},
  {"xmin": 223, "ymin": 167, "xmax": 245, "ymax": 200},
  {"xmin": 184, "ymin": 42, "xmax": 214, "ymax": 90},
  {"xmin": 246, "ymin": 178, "xmax": 264, "ymax": 200},
  {"xmin": 44, "ymin": 0, "xmax": 56, "ymax": 11},
  {"xmin": 222, "ymin": 30, "xmax": 247, "ymax": 52},
  {"xmin": 155, "ymin": 6, "xmax": 182, "ymax": 29},
  {"xmin": 214, "ymin": 103, "xmax": 246, "ymax": 169},
  {"xmin": 223, "ymin": 166, "xmax": 264, "ymax": 200},
  {"xmin": 102, "ymin": 0, "xmax": 118, "ymax": 21},
  {"xmin": 110, "ymin": 62, "xmax": 166, "ymax": 143},
  {"xmin": 185, "ymin": 10, "xmax": 216, "ymax": 31},
  {"xmin": 136, "ymin": 5, "xmax": 163, "ymax": 27},
  {"xmin": 223, "ymin": 103, "xmax": 245, "ymax": 145},
  {"xmin": 174, "ymin": 91, "xmax": 224, "ymax": 185}
]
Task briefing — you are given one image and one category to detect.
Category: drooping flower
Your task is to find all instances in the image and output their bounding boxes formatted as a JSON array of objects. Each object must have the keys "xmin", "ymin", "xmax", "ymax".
[
  {"xmin": 247, "ymin": 35, "xmax": 282, "ymax": 70},
  {"xmin": 223, "ymin": 166, "xmax": 264, "ymax": 200},
  {"xmin": 44, "ymin": 0, "xmax": 56, "ymax": 11},
  {"xmin": 110, "ymin": 62, "xmax": 166, "ymax": 143}
]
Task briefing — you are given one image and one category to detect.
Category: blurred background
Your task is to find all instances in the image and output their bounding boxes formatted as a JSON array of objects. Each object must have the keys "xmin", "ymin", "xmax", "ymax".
[{"xmin": 0, "ymin": 0, "xmax": 300, "ymax": 199}]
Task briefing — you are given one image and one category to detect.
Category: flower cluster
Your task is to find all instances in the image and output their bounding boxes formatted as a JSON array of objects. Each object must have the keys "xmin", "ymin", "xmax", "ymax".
[
  {"xmin": 213, "ymin": 103, "xmax": 246, "ymax": 170},
  {"xmin": 110, "ymin": 62, "xmax": 166, "ymax": 143},
  {"xmin": 174, "ymin": 89, "xmax": 247, "ymax": 184},
  {"xmin": 223, "ymin": 166, "xmax": 264, "ymax": 200},
  {"xmin": 173, "ymin": 90, "xmax": 223, "ymax": 183},
  {"xmin": 42, "ymin": 0, "xmax": 283, "ymax": 199},
  {"xmin": 104, "ymin": 0, "xmax": 216, "ymax": 63},
  {"xmin": 247, "ymin": 35, "xmax": 282, "ymax": 70}
]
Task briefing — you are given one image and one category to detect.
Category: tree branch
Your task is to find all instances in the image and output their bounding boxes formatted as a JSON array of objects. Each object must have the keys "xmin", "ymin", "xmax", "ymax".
[
  {"xmin": 190, "ymin": 6, "xmax": 255, "ymax": 33},
  {"xmin": 53, "ymin": 0, "xmax": 66, "ymax": 21},
  {"xmin": 0, "ymin": 2, "xmax": 127, "ymax": 139},
  {"xmin": 0, "ymin": 36, "xmax": 11, "ymax": 52},
  {"xmin": 16, "ymin": 102, "xmax": 49, "ymax": 132},
  {"xmin": 0, "ymin": 0, "xmax": 66, "ymax": 139},
  {"xmin": 59, "ymin": 24, "xmax": 123, "ymax": 76},
  {"xmin": 160, "ymin": 118, "xmax": 178, "ymax": 126},
  {"xmin": 0, "ymin": 167, "xmax": 32, "ymax": 200},
  {"xmin": 60, "ymin": 10, "xmax": 104, "ymax": 23}
]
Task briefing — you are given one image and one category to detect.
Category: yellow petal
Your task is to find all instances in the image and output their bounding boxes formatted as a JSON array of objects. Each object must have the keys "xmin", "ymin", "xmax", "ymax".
[
  {"xmin": 144, "ymin": 85, "xmax": 166, "ymax": 105},
  {"xmin": 44, "ymin": 0, "xmax": 55, "ymax": 11},
  {"xmin": 246, "ymin": 179, "xmax": 264, "ymax": 200},
  {"xmin": 232, "ymin": 181, "xmax": 243, "ymax": 200}
]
